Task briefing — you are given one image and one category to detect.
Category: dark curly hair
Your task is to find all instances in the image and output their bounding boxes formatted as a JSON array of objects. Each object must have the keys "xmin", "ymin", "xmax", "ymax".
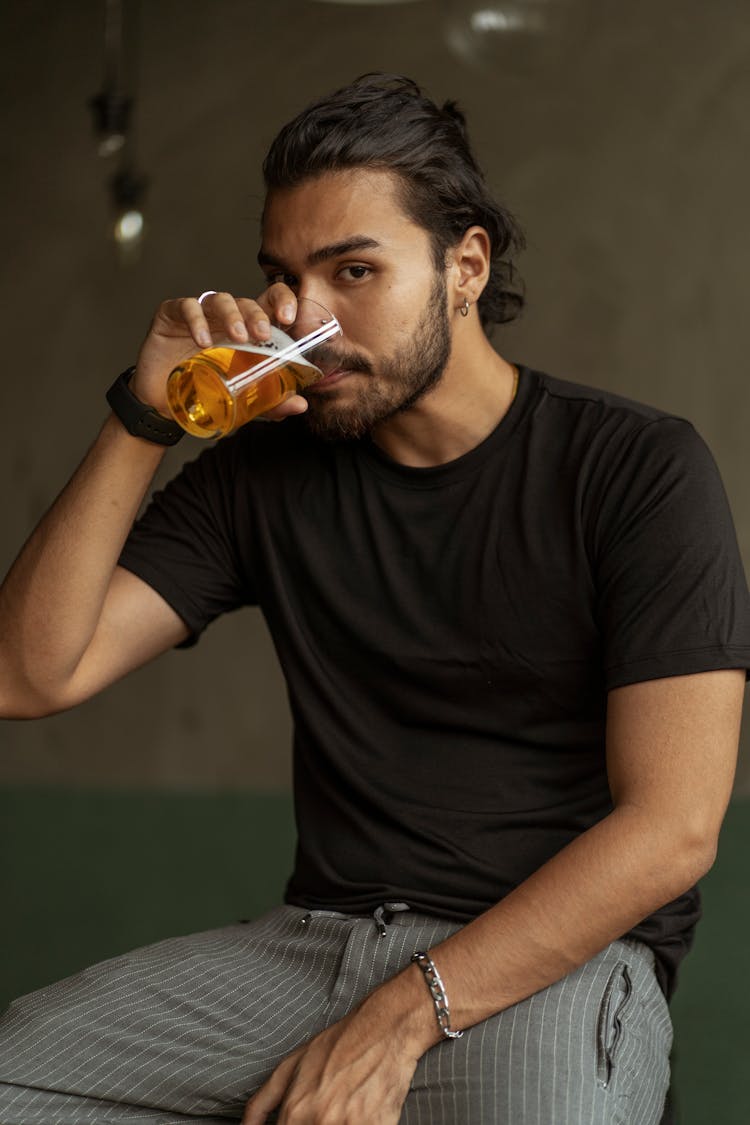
[{"xmin": 263, "ymin": 74, "xmax": 525, "ymax": 330}]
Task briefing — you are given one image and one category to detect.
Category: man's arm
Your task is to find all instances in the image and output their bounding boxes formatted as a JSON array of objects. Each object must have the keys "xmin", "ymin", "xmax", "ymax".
[
  {"xmin": 0, "ymin": 417, "xmax": 187, "ymax": 718},
  {"xmin": 244, "ymin": 667, "xmax": 745, "ymax": 1123},
  {"xmin": 0, "ymin": 287, "xmax": 304, "ymax": 719},
  {"xmin": 414, "ymin": 668, "xmax": 744, "ymax": 1028}
]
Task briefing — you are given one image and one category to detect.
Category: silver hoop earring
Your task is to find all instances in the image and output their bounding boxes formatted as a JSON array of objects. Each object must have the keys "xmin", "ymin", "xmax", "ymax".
[{"xmin": 459, "ymin": 298, "xmax": 470, "ymax": 318}]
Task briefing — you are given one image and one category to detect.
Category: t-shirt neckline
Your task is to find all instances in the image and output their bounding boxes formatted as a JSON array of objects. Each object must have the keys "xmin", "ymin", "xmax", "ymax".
[{"xmin": 358, "ymin": 364, "xmax": 537, "ymax": 488}]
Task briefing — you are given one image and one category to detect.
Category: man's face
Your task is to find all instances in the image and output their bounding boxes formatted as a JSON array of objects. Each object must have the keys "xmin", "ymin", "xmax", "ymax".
[{"xmin": 260, "ymin": 169, "xmax": 452, "ymax": 440}]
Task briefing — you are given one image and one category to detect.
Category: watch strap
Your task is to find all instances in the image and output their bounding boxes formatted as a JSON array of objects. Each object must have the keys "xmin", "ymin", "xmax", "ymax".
[{"xmin": 106, "ymin": 366, "xmax": 184, "ymax": 446}]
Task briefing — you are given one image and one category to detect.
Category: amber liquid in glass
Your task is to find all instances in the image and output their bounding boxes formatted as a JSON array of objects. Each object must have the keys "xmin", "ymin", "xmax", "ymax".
[{"xmin": 166, "ymin": 345, "xmax": 323, "ymax": 438}]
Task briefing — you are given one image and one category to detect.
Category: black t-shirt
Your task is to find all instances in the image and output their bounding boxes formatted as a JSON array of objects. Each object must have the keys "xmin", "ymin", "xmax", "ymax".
[{"xmin": 120, "ymin": 366, "xmax": 750, "ymax": 997}]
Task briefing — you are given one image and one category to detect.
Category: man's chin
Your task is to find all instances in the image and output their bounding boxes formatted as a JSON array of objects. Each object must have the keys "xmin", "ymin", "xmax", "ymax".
[
  {"xmin": 302, "ymin": 404, "xmax": 374, "ymax": 442},
  {"xmin": 301, "ymin": 380, "xmax": 388, "ymax": 442}
]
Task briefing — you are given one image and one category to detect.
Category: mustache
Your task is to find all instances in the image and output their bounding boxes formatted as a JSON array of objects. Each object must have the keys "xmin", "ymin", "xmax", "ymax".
[{"xmin": 309, "ymin": 344, "xmax": 372, "ymax": 375}]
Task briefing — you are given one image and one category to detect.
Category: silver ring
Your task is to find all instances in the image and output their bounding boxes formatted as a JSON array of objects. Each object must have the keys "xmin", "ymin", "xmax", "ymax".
[{"xmin": 197, "ymin": 290, "xmax": 218, "ymax": 305}]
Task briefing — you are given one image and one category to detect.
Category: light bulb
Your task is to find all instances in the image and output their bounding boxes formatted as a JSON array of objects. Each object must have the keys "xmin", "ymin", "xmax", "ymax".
[
  {"xmin": 444, "ymin": 0, "xmax": 588, "ymax": 69},
  {"xmin": 113, "ymin": 209, "xmax": 144, "ymax": 245}
]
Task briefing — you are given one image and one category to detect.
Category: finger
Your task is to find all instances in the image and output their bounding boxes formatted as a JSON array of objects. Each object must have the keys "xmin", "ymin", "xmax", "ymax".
[
  {"xmin": 242, "ymin": 1054, "xmax": 300, "ymax": 1124},
  {"xmin": 260, "ymin": 394, "xmax": 309, "ymax": 423},
  {"xmin": 158, "ymin": 287, "xmax": 295, "ymax": 354},
  {"xmin": 197, "ymin": 288, "xmax": 254, "ymax": 339},
  {"xmin": 175, "ymin": 297, "xmax": 213, "ymax": 349},
  {"xmin": 262, "ymin": 282, "xmax": 298, "ymax": 326},
  {"xmin": 192, "ymin": 290, "xmax": 274, "ymax": 342},
  {"xmin": 233, "ymin": 297, "xmax": 273, "ymax": 342},
  {"xmin": 150, "ymin": 297, "xmax": 214, "ymax": 349}
]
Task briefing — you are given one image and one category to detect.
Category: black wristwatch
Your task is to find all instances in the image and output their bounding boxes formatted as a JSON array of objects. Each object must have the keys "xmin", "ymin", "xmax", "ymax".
[{"xmin": 106, "ymin": 366, "xmax": 184, "ymax": 446}]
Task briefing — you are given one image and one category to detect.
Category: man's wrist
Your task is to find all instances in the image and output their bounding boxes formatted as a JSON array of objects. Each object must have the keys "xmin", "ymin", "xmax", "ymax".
[
  {"xmin": 106, "ymin": 367, "xmax": 184, "ymax": 447},
  {"xmin": 410, "ymin": 951, "xmax": 464, "ymax": 1040},
  {"xmin": 360, "ymin": 963, "xmax": 445, "ymax": 1058}
]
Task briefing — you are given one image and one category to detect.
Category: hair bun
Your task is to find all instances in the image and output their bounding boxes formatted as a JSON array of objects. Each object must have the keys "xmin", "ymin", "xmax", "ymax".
[{"xmin": 441, "ymin": 99, "xmax": 469, "ymax": 137}]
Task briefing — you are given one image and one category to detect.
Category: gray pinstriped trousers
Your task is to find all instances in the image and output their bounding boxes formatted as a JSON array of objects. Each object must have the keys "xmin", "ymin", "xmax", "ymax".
[{"xmin": 0, "ymin": 905, "xmax": 671, "ymax": 1124}]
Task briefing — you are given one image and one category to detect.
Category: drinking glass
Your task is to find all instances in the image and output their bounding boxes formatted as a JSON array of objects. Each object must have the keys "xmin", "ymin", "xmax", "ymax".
[{"xmin": 166, "ymin": 298, "xmax": 341, "ymax": 438}]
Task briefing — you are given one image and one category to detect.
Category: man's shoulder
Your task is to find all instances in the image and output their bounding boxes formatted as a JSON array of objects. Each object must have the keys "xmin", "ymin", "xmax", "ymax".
[
  {"xmin": 528, "ymin": 368, "xmax": 679, "ymax": 426},
  {"xmin": 522, "ymin": 367, "xmax": 701, "ymax": 459},
  {"xmin": 518, "ymin": 368, "xmax": 726, "ymax": 528}
]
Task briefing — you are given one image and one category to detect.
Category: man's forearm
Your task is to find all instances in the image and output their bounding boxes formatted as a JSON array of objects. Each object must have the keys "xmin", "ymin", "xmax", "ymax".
[
  {"xmin": 0, "ymin": 414, "xmax": 167, "ymax": 715},
  {"xmin": 366, "ymin": 804, "xmax": 713, "ymax": 1055}
]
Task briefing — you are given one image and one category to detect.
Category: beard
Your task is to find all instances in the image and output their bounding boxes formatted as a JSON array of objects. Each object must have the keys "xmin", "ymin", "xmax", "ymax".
[{"xmin": 302, "ymin": 272, "xmax": 452, "ymax": 442}]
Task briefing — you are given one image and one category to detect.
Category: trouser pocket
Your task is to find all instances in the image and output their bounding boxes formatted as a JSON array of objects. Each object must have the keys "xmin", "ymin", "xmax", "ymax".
[{"xmin": 596, "ymin": 960, "xmax": 632, "ymax": 1089}]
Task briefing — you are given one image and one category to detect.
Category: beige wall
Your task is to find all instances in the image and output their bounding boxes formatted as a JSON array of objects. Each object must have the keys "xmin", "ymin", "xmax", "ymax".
[{"xmin": 1, "ymin": 0, "xmax": 748, "ymax": 792}]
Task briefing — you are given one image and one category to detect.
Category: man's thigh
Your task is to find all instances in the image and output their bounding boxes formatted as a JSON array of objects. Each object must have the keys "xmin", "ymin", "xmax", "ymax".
[
  {"xmin": 0, "ymin": 906, "xmax": 344, "ymax": 1123},
  {"xmin": 403, "ymin": 939, "xmax": 672, "ymax": 1125},
  {"xmin": 0, "ymin": 908, "xmax": 671, "ymax": 1125},
  {"xmin": 0, "ymin": 905, "xmax": 459, "ymax": 1123}
]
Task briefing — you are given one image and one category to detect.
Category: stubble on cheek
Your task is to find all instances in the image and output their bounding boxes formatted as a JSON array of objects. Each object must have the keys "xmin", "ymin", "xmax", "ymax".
[
  {"xmin": 303, "ymin": 272, "xmax": 452, "ymax": 442},
  {"xmin": 303, "ymin": 374, "xmax": 392, "ymax": 441}
]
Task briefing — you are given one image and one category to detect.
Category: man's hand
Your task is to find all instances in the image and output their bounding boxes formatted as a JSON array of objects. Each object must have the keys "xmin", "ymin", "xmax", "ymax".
[
  {"xmin": 242, "ymin": 968, "xmax": 438, "ymax": 1125},
  {"xmin": 242, "ymin": 1012, "xmax": 416, "ymax": 1124},
  {"xmin": 132, "ymin": 284, "xmax": 306, "ymax": 420}
]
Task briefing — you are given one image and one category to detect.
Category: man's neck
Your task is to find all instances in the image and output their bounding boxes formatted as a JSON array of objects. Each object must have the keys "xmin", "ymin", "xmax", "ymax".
[{"xmin": 370, "ymin": 335, "xmax": 518, "ymax": 468}]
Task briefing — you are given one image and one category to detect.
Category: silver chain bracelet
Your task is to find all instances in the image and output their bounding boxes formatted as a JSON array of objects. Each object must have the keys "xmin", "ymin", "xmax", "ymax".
[{"xmin": 411, "ymin": 951, "xmax": 464, "ymax": 1040}]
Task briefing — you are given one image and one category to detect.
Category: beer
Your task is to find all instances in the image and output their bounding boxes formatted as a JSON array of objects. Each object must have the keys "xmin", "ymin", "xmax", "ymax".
[{"xmin": 167, "ymin": 342, "xmax": 323, "ymax": 439}]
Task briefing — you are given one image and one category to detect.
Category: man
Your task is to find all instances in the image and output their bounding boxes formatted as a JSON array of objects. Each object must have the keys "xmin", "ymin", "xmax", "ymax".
[{"xmin": 0, "ymin": 74, "xmax": 748, "ymax": 1125}]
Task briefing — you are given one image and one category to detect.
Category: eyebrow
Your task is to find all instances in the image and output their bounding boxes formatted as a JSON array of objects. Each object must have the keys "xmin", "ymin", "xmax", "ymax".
[{"xmin": 257, "ymin": 236, "xmax": 382, "ymax": 271}]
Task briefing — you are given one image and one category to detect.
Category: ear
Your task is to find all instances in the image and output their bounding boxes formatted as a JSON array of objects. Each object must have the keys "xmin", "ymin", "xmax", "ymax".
[{"xmin": 447, "ymin": 226, "xmax": 491, "ymax": 310}]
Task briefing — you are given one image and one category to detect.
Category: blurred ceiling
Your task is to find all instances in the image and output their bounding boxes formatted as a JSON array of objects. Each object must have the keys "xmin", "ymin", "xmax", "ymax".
[{"xmin": 4, "ymin": 0, "xmax": 747, "ymax": 286}]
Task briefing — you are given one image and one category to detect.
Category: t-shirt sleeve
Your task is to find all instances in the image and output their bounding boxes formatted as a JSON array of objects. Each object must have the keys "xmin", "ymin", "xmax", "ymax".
[
  {"xmin": 590, "ymin": 417, "xmax": 750, "ymax": 689},
  {"xmin": 118, "ymin": 438, "xmax": 256, "ymax": 643}
]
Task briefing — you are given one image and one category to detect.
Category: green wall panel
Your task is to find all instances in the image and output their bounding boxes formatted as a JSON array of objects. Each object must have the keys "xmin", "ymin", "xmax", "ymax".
[
  {"xmin": 0, "ymin": 789, "xmax": 296, "ymax": 1008},
  {"xmin": 669, "ymin": 800, "xmax": 749, "ymax": 1124}
]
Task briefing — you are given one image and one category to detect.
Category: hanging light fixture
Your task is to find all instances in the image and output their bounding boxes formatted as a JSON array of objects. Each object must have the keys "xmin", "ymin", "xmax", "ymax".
[
  {"xmin": 88, "ymin": 0, "xmax": 132, "ymax": 157},
  {"xmin": 111, "ymin": 166, "xmax": 148, "ymax": 262},
  {"xmin": 89, "ymin": 89, "xmax": 132, "ymax": 158},
  {"xmin": 88, "ymin": 0, "xmax": 149, "ymax": 262},
  {"xmin": 443, "ymin": 0, "xmax": 588, "ymax": 68}
]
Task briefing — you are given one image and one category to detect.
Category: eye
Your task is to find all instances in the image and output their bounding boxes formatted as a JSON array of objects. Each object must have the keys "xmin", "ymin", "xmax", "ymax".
[{"xmin": 338, "ymin": 264, "xmax": 371, "ymax": 282}]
